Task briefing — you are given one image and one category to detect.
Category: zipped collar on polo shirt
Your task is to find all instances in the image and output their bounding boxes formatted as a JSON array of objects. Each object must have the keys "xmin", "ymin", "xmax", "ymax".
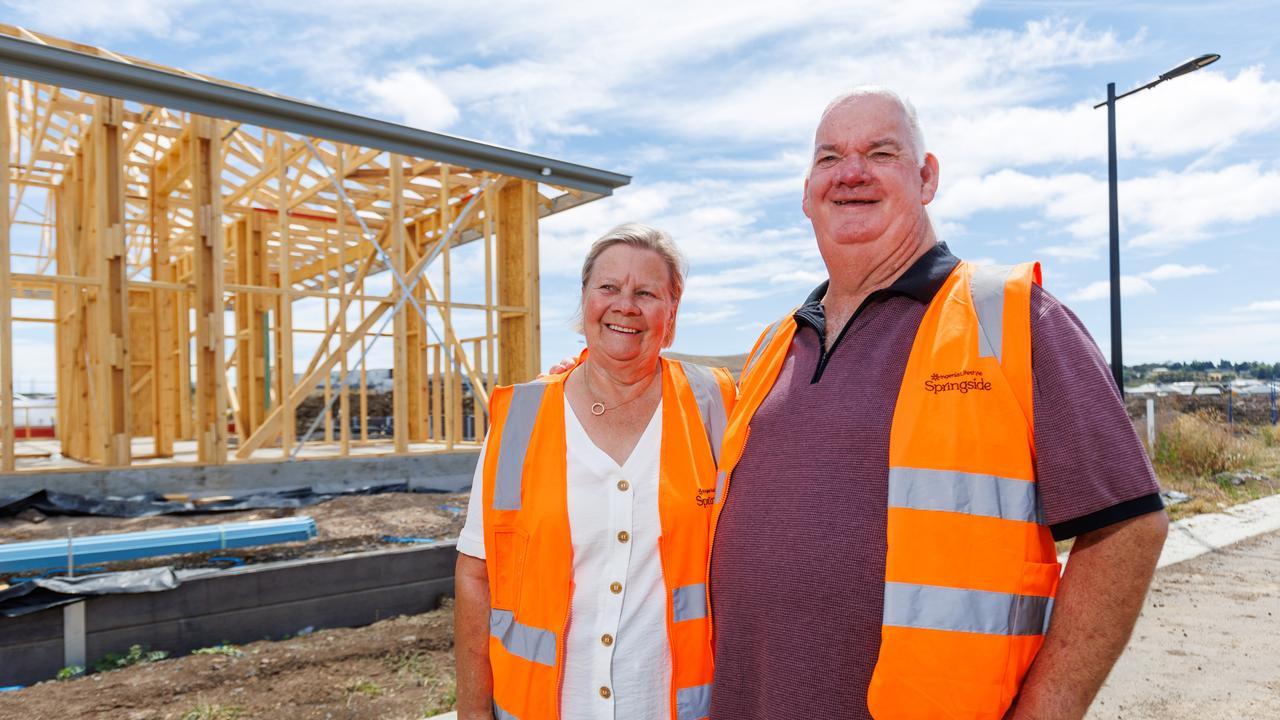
[{"xmin": 794, "ymin": 242, "xmax": 961, "ymax": 383}]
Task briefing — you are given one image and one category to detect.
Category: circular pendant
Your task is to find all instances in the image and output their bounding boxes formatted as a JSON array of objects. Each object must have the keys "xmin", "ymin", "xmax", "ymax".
[{"xmin": 591, "ymin": 402, "xmax": 606, "ymax": 416}]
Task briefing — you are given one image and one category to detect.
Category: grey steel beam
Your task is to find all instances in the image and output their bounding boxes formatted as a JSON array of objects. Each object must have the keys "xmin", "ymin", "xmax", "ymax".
[{"xmin": 0, "ymin": 34, "xmax": 630, "ymax": 197}]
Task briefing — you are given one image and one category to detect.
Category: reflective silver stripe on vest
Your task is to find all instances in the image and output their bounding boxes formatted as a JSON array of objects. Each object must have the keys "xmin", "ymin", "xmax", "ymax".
[
  {"xmin": 490, "ymin": 608, "xmax": 557, "ymax": 667},
  {"xmin": 671, "ymin": 583, "xmax": 708, "ymax": 623},
  {"xmin": 883, "ymin": 582, "xmax": 1054, "ymax": 636},
  {"xmin": 888, "ymin": 466, "xmax": 1043, "ymax": 524},
  {"xmin": 681, "ymin": 362, "xmax": 727, "ymax": 465},
  {"xmin": 971, "ymin": 265, "xmax": 1013, "ymax": 363},
  {"xmin": 492, "ymin": 382, "xmax": 547, "ymax": 511},
  {"xmin": 742, "ymin": 318, "xmax": 783, "ymax": 378},
  {"xmin": 715, "ymin": 470, "xmax": 726, "ymax": 505},
  {"xmin": 493, "ymin": 701, "xmax": 519, "ymax": 720},
  {"xmin": 676, "ymin": 682, "xmax": 712, "ymax": 720}
]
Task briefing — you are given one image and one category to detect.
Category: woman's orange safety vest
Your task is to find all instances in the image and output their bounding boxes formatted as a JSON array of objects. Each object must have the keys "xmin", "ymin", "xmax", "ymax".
[
  {"xmin": 482, "ymin": 356, "xmax": 734, "ymax": 720},
  {"xmin": 710, "ymin": 261, "xmax": 1059, "ymax": 719}
]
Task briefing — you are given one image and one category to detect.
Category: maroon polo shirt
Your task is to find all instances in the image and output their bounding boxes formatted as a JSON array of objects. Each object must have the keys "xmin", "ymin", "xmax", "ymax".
[{"xmin": 708, "ymin": 244, "xmax": 1162, "ymax": 719}]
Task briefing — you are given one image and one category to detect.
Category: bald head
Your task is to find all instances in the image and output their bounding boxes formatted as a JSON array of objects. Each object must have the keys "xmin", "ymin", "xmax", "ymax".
[{"xmin": 816, "ymin": 87, "xmax": 926, "ymax": 165}]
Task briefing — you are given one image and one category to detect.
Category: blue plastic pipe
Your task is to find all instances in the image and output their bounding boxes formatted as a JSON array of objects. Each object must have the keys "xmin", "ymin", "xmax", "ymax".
[{"xmin": 0, "ymin": 517, "xmax": 317, "ymax": 573}]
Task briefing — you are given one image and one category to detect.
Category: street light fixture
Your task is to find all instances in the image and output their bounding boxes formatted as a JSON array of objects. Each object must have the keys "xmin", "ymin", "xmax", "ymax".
[{"xmin": 1093, "ymin": 53, "xmax": 1220, "ymax": 396}]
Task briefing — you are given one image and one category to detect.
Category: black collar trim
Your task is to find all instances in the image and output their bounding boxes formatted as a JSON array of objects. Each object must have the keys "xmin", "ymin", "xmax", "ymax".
[{"xmin": 794, "ymin": 242, "xmax": 960, "ymax": 334}]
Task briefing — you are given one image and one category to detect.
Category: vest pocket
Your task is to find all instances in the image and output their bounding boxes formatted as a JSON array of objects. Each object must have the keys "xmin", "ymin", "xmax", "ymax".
[
  {"xmin": 1021, "ymin": 560, "xmax": 1061, "ymax": 603},
  {"xmin": 490, "ymin": 526, "xmax": 529, "ymax": 610}
]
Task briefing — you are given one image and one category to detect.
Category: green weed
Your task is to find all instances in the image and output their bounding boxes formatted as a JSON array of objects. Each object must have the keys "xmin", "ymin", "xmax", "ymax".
[
  {"xmin": 91, "ymin": 644, "xmax": 169, "ymax": 673},
  {"xmin": 181, "ymin": 699, "xmax": 243, "ymax": 720},
  {"xmin": 346, "ymin": 678, "xmax": 385, "ymax": 698},
  {"xmin": 420, "ymin": 684, "xmax": 457, "ymax": 716},
  {"xmin": 191, "ymin": 643, "xmax": 243, "ymax": 657}
]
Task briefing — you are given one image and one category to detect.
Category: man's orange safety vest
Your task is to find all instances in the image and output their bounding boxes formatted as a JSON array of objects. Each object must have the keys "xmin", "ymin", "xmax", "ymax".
[
  {"xmin": 482, "ymin": 356, "xmax": 734, "ymax": 720},
  {"xmin": 710, "ymin": 261, "xmax": 1059, "ymax": 719}
]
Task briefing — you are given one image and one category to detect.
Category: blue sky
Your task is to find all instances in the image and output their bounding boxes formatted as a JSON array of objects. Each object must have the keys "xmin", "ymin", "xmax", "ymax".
[{"xmin": 4, "ymin": 0, "xmax": 1279, "ymax": 389}]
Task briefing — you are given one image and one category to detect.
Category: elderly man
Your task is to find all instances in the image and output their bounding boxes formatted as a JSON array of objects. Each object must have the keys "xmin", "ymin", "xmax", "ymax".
[{"xmin": 707, "ymin": 88, "xmax": 1168, "ymax": 719}]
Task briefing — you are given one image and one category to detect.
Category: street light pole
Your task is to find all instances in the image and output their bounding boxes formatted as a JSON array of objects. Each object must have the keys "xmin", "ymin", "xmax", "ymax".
[
  {"xmin": 1095, "ymin": 53, "xmax": 1219, "ymax": 397},
  {"xmin": 1106, "ymin": 82, "xmax": 1123, "ymax": 395}
]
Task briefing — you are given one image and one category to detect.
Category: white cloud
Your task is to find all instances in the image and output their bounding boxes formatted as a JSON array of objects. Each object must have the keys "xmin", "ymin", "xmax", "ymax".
[
  {"xmin": 1041, "ymin": 244, "xmax": 1100, "ymax": 261},
  {"xmin": 931, "ymin": 67, "xmax": 1280, "ymax": 177},
  {"xmin": 2, "ymin": 0, "xmax": 200, "ymax": 39},
  {"xmin": 680, "ymin": 308, "xmax": 738, "ymax": 326},
  {"xmin": 1237, "ymin": 300, "xmax": 1280, "ymax": 313},
  {"xmin": 429, "ymin": 0, "xmax": 986, "ymax": 143},
  {"xmin": 770, "ymin": 269, "xmax": 826, "ymax": 286},
  {"xmin": 540, "ymin": 175, "xmax": 810, "ymax": 281},
  {"xmin": 935, "ymin": 163, "xmax": 1280, "ymax": 261},
  {"xmin": 362, "ymin": 69, "xmax": 459, "ymax": 131},
  {"xmin": 932, "ymin": 170, "xmax": 1099, "ymax": 223},
  {"xmin": 1128, "ymin": 317, "xmax": 1280, "ymax": 363},
  {"xmin": 626, "ymin": 18, "xmax": 1129, "ymax": 147},
  {"xmin": 1109, "ymin": 67, "xmax": 1280, "ymax": 162},
  {"xmin": 1065, "ymin": 262, "xmax": 1219, "ymax": 303},
  {"xmin": 1069, "ymin": 276, "xmax": 1155, "ymax": 302},
  {"xmin": 1140, "ymin": 264, "xmax": 1216, "ymax": 281},
  {"xmin": 1122, "ymin": 164, "xmax": 1280, "ymax": 249}
]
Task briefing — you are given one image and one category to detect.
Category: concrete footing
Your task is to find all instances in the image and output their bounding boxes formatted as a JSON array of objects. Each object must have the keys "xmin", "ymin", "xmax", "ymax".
[{"xmin": 0, "ymin": 541, "xmax": 457, "ymax": 686}]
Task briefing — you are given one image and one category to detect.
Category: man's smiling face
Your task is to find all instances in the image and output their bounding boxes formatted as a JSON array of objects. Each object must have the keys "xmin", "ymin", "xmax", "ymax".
[{"xmin": 802, "ymin": 94, "xmax": 938, "ymax": 257}]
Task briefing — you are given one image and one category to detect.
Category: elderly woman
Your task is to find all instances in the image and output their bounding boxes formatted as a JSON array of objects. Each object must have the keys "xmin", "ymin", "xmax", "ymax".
[{"xmin": 454, "ymin": 223, "xmax": 735, "ymax": 720}]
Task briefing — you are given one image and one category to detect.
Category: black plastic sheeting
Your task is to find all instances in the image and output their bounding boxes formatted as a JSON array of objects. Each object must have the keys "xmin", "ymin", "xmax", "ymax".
[
  {"xmin": 0, "ymin": 482, "xmax": 421, "ymax": 520},
  {"xmin": 0, "ymin": 567, "xmax": 183, "ymax": 617}
]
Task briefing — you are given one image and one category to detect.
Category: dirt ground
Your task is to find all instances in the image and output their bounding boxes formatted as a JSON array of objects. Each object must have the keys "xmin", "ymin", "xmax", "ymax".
[
  {"xmin": 0, "ymin": 491, "xmax": 469, "ymax": 719},
  {"xmin": 1090, "ymin": 528, "xmax": 1280, "ymax": 719},
  {"xmin": 6, "ymin": 531, "xmax": 1277, "ymax": 719},
  {"xmin": 0, "ymin": 491, "xmax": 469, "ymax": 579},
  {"xmin": 0, "ymin": 600, "xmax": 458, "ymax": 720},
  {"xmin": 3, "ymin": 492, "xmax": 1278, "ymax": 718}
]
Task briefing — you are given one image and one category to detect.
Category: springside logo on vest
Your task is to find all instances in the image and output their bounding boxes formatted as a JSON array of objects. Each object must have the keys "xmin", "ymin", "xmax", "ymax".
[
  {"xmin": 924, "ymin": 369, "xmax": 993, "ymax": 395},
  {"xmin": 695, "ymin": 487, "xmax": 715, "ymax": 508}
]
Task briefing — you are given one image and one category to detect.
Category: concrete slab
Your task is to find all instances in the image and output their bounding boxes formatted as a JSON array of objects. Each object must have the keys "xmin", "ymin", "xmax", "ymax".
[
  {"xmin": 1058, "ymin": 491, "xmax": 1280, "ymax": 569},
  {"xmin": 1156, "ymin": 492, "xmax": 1280, "ymax": 568}
]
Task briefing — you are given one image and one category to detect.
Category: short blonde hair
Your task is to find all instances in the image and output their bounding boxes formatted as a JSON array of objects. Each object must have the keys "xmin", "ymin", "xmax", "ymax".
[{"xmin": 575, "ymin": 222, "xmax": 687, "ymax": 346}]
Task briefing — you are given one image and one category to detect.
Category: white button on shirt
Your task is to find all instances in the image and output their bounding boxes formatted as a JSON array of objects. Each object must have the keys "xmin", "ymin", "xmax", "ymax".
[{"xmin": 457, "ymin": 398, "xmax": 671, "ymax": 720}]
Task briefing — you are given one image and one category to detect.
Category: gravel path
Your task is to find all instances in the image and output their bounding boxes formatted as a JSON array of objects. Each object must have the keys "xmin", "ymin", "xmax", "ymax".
[{"xmin": 1089, "ymin": 528, "xmax": 1280, "ymax": 719}]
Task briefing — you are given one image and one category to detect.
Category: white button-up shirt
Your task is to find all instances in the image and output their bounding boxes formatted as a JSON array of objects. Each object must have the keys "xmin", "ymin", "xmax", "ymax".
[{"xmin": 458, "ymin": 398, "xmax": 671, "ymax": 720}]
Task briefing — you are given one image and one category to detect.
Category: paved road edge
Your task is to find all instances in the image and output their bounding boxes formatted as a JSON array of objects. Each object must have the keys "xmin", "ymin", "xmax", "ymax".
[{"xmin": 1059, "ymin": 492, "xmax": 1280, "ymax": 568}]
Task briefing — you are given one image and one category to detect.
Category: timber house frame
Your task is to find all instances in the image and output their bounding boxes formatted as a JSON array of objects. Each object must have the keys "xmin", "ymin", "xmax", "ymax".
[{"xmin": 0, "ymin": 25, "xmax": 628, "ymax": 471}]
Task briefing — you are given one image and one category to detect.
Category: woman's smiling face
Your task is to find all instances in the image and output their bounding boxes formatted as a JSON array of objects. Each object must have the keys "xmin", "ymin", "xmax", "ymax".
[{"xmin": 581, "ymin": 243, "xmax": 678, "ymax": 365}]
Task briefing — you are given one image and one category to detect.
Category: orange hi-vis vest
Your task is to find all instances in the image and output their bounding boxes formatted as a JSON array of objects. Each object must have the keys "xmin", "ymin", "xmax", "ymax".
[
  {"xmin": 482, "ymin": 356, "xmax": 735, "ymax": 720},
  {"xmin": 710, "ymin": 261, "xmax": 1059, "ymax": 719}
]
